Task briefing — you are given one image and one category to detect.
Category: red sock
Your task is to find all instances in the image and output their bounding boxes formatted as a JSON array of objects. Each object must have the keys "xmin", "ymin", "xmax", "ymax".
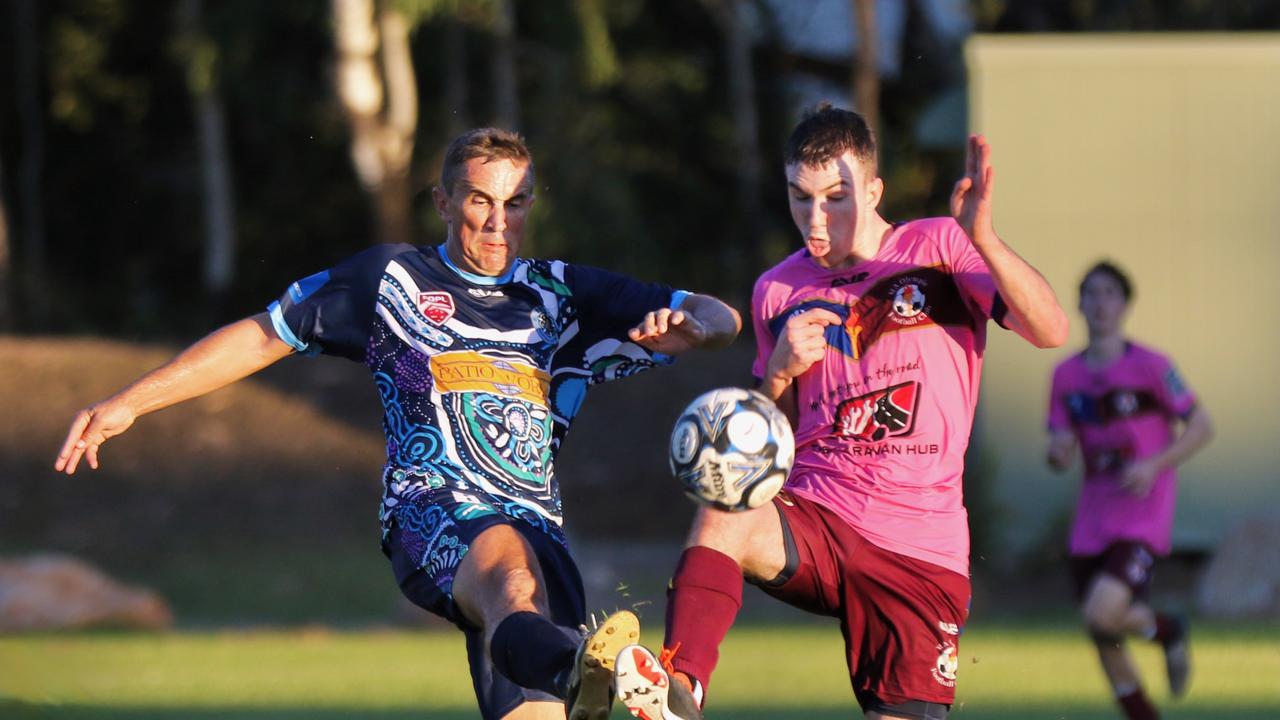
[
  {"xmin": 1118, "ymin": 688, "xmax": 1160, "ymax": 720},
  {"xmin": 664, "ymin": 546, "xmax": 743, "ymax": 694}
]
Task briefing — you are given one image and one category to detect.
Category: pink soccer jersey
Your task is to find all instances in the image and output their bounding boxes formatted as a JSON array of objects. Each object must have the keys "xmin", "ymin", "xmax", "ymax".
[
  {"xmin": 751, "ymin": 217, "xmax": 1006, "ymax": 576},
  {"xmin": 1047, "ymin": 343, "xmax": 1197, "ymax": 557}
]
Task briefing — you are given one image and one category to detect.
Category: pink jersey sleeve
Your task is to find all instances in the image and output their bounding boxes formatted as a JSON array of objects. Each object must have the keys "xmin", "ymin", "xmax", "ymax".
[
  {"xmin": 1047, "ymin": 361, "xmax": 1072, "ymax": 431},
  {"xmin": 939, "ymin": 220, "xmax": 1006, "ymax": 326},
  {"xmin": 1150, "ymin": 352, "xmax": 1197, "ymax": 419},
  {"xmin": 750, "ymin": 275, "xmax": 779, "ymax": 381}
]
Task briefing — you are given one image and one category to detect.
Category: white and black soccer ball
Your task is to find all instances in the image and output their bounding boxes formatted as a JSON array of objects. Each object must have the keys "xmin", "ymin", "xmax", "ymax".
[{"xmin": 668, "ymin": 387, "xmax": 795, "ymax": 512}]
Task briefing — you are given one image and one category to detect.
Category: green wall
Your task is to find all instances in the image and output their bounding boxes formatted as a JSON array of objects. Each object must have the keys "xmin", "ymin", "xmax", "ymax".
[{"xmin": 966, "ymin": 34, "xmax": 1280, "ymax": 556}]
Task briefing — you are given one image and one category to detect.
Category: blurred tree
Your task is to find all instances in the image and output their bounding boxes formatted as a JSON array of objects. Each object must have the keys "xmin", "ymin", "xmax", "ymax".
[
  {"xmin": 700, "ymin": 0, "xmax": 765, "ymax": 287},
  {"xmin": 492, "ymin": 0, "xmax": 520, "ymax": 129},
  {"xmin": 851, "ymin": 0, "xmax": 879, "ymax": 138},
  {"xmin": 14, "ymin": 0, "xmax": 48, "ymax": 325},
  {"xmin": 333, "ymin": 0, "xmax": 418, "ymax": 247},
  {"xmin": 175, "ymin": 0, "xmax": 236, "ymax": 307}
]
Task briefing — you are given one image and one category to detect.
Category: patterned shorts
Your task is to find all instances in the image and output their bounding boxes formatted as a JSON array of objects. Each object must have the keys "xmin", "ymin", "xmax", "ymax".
[
  {"xmin": 383, "ymin": 486, "xmax": 586, "ymax": 719},
  {"xmin": 383, "ymin": 485, "xmax": 575, "ymax": 625}
]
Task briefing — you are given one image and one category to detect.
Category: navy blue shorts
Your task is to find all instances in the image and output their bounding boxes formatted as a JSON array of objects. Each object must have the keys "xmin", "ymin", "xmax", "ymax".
[{"xmin": 385, "ymin": 487, "xmax": 586, "ymax": 719}]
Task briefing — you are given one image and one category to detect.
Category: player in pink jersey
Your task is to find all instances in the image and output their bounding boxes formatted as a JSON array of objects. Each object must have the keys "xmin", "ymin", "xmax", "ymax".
[
  {"xmin": 613, "ymin": 104, "xmax": 1068, "ymax": 720},
  {"xmin": 1047, "ymin": 262, "xmax": 1213, "ymax": 720}
]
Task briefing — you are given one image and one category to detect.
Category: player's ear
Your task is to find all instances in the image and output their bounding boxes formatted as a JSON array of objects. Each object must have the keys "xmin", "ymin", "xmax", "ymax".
[
  {"xmin": 432, "ymin": 185, "xmax": 451, "ymax": 220},
  {"xmin": 866, "ymin": 176, "xmax": 884, "ymax": 210}
]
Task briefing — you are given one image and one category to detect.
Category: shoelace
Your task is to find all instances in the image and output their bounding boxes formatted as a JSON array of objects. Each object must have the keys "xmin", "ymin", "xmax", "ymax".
[{"xmin": 657, "ymin": 642, "xmax": 682, "ymax": 675}]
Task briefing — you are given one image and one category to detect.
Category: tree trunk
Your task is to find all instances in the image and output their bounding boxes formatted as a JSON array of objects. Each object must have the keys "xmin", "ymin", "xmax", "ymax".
[
  {"xmin": 333, "ymin": 0, "xmax": 418, "ymax": 246},
  {"xmin": 443, "ymin": 18, "xmax": 468, "ymax": 136},
  {"xmin": 14, "ymin": 0, "xmax": 46, "ymax": 324},
  {"xmin": 177, "ymin": 0, "xmax": 236, "ymax": 302},
  {"xmin": 492, "ymin": 0, "xmax": 520, "ymax": 130},
  {"xmin": 851, "ymin": 0, "xmax": 879, "ymax": 139},
  {"xmin": 702, "ymin": 0, "xmax": 763, "ymax": 296}
]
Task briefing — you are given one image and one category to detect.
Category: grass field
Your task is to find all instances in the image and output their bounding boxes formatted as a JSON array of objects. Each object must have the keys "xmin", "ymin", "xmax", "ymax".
[{"xmin": 2, "ymin": 621, "xmax": 1278, "ymax": 719}]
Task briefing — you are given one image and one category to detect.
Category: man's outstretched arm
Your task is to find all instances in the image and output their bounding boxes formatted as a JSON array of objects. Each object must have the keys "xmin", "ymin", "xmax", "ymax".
[
  {"xmin": 952, "ymin": 134, "xmax": 1069, "ymax": 349},
  {"xmin": 627, "ymin": 293, "xmax": 742, "ymax": 355},
  {"xmin": 55, "ymin": 313, "xmax": 294, "ymax": 474}
]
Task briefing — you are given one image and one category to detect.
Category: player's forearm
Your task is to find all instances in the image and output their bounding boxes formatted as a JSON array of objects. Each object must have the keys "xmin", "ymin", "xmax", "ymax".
[
  {"xmin": 974, "ymin": 235, "xmax": 1068, "ymax": 348},
  {"xmin": 1149, "ymin": 406, "xmax": 1214, "ymax": 472},
  {"xmin": 109, "ymin": 314, "xmax": 293, "ymax": 418},
  {"xmin": 683, "ymin": 294, "xmax": 742, "ymax": 350}
]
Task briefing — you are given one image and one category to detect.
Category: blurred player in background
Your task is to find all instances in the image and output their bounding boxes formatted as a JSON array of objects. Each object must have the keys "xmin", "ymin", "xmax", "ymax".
[{"xmin": 1047, "ymin": 261, "xmax": 1213, "ymax": 720}]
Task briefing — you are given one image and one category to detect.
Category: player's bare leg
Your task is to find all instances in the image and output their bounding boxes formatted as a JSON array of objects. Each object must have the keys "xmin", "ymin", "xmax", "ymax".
[{"xmin": 1082, "ymin": 575, "xmax": 1177, "ymax": 719}]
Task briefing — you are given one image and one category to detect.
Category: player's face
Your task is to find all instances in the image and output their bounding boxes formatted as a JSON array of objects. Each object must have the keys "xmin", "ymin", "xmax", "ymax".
[
  {"xmin": 785, "ymin": 152, "xmax": 881, "ymax": 269},
  {"xmin": 1079, "ymin": 272, "xmax": 1129, "ymax": 337},
  {"xmin": 434, "ymin": 157, "xmax": 535, "ymax": 276}
]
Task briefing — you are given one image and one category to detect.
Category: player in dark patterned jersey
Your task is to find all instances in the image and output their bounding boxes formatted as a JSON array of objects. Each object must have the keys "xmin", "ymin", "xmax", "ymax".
[
  {"xmin": 1047, "ymin": 262, "xmax": 1213, "ymax": 720},
  {"xmin": 55, "ymin": 128, "xmax": 740, "ymax": 720}
]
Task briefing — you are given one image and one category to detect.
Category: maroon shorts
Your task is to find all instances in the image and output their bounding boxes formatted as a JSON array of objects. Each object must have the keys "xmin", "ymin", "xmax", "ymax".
[
  {"xmin": 756, "ymin": 490, "xmax": 970, "ymax": 707},
  {"xmin": 1070, "ymin": 541, "xmax": 1156, "ymax": 603}
]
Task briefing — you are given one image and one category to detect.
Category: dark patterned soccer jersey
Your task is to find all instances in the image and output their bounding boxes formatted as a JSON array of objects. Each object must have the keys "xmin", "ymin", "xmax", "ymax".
[{"xmin": 268, "ymin": 244, "xmax": 683, "ymax": 561}]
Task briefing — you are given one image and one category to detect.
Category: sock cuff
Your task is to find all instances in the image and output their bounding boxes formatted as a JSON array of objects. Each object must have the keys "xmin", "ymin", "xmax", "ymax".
[{"xmin": 671, "ymin": 546, "xmax": 744, "ymax": 605}]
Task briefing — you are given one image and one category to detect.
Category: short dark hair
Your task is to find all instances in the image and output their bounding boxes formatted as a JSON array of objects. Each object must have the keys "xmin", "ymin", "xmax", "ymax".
[
  {"xmin": 440, "ymin": 128, "xmax": 534, "ymax": 194},
  {"xmin": 1080, "ymin": 261, "xmax": 1133, "ymax": 301},
  {"xmin": 783, "ymin": 102, "xmax": 877, "ymax": 175}
]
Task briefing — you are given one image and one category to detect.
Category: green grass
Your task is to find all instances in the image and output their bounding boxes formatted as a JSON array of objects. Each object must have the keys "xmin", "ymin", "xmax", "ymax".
[{"xmin": 2, "ymin": 622, "xmax": 1278, "ymax": 719}]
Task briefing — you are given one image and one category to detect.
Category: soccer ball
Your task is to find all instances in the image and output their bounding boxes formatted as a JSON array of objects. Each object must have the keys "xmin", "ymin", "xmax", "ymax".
[{"xmin": 668, "ymin": 387, "xmax": 795, "ymax": 512}]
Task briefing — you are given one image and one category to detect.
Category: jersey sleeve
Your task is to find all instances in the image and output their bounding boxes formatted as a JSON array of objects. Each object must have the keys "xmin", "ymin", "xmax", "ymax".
[
  {"xmin": 565, "ymin": 264, "xmax": 686, "ymax": 346},
  {"xmin": 1151, "ymin": 352, "xmax": 1197, "ymax": 419},
  {"xmin": 267, "ymin": 244, "xmax": 410, "ymax": 361},
  {"xmin": 940, "ymin": 219, "xmax": 1010, "ymax": 328},
  {"xmin": 750, "ymin": 275, "xmax": 779, "ymax": 382},
  {"xmin": 1047, "ymin": 362, "xmax": 1073, "ymax": 432},
  {"xmin": 559, "ymin": 263, "xmax": 687, "ymax": 385}
]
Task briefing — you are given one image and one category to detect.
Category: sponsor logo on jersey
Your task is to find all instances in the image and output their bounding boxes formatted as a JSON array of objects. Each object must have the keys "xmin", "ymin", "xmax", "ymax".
[
  {"xmin": 831, "ymin": 271, "xmax": 870, "ymax": 287},
  {"xmin": 834, "ymin": 381, "xmax": 920, "ymax": 441},
  {"xmin": 418, "ymin": 292, "xmax": 456, "ymax": 325},
  {"xmin": 938, "ymin": 621, "xmax": 961, "ymax": 636},
  {"xmin": 467, "ymin": 287, "xmax": 505, "ymax": 298},
  {"xmin": 430, "ymin": 350, "xmax": 550, "ymax": 405}
]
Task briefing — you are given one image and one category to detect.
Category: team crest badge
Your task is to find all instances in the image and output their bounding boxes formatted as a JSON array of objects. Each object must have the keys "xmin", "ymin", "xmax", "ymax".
[
  {"xmin": 892, "ymin": 282, "xmax": 927, "ymax": 319},
  {"xmin": 418, "ymin": 292, "xmax": 456, "ymax": 325},
  {"xmin": 932, "ymin": 640, "xmax": 958, "ymax": 687}
]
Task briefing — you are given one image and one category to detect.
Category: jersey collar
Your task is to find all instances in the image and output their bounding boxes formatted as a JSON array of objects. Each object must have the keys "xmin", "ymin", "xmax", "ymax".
[{"xmin": 436, "ymin": 244, "xmax": 516, "ymax": 286}]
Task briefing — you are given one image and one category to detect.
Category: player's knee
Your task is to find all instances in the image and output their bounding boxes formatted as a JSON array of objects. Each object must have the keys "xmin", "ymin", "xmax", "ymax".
[
  {"xmin": 495, "ymin": 565, "xmax": 541, "ymax": 608},
  {"xmin": 1083, "ymin": 608, "xmax": 1125, "ymax": 638},
  {"xmin": 685, "ymin": 505, "xmax": 772, "ymax": 568}
]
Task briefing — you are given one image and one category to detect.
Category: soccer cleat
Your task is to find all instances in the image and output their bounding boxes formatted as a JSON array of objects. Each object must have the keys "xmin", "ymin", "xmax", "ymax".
[
  {"xmin": 615, "ymin": 644, "xmax": 703, "ymax": 720},
  {"xmin": 565, "ymin": 610, "xmax": 641, "ymax": 720},
  {"xmin": 1162, "ymin": 615, "xmax": 1191, "ymax": 698}
]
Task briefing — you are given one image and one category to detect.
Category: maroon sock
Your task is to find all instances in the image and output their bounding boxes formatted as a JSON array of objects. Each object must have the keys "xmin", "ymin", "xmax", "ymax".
[
  {"xmin": 664, "ymin": 546, "xmax": 743, "ymax": 694},
  {"xmin": 1153, "ymin": 613, "xmax": 1179, "ymax": 644},
  {"xmin": 1118, "ymin": 688, "xmax": 1160, "ymax": 720}
]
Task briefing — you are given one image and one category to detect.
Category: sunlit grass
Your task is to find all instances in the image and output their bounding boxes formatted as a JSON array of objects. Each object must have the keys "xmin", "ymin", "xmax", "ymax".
[{"xmin": 2, "ymin": 622, "xmax": 1277, "ymax": 719}]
